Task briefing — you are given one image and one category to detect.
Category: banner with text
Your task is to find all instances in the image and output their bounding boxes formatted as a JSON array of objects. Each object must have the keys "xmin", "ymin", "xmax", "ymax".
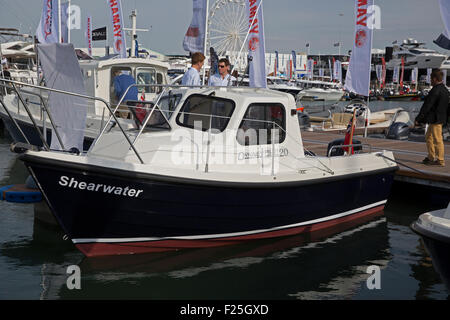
[
  {"xmin": 344, "ymin": 0, "xmax": 374, "ymax": 96},
  {"xmin": 36, "ymin": 0, "xmax": 60, "ymax": 44},
  {"xmin": 107, "ymin": 0, "xmax": 127, "ymax": 58},
  {"xmin": 246, "ymin": 0, "xmax": 267, "ymax": 88},
  {"xmin": 92, "ymin": 27, "xmax": 107, "ymax": 41},
  {"xmin": 86, "ymin": 16, "xmax": 93, "ymax": 56}
]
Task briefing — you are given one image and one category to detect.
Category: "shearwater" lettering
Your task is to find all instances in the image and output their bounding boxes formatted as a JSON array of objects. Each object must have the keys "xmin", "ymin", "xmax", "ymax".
[{"xmin": 58, "ymin": 176, "xmax": 143, "ymax": 198}]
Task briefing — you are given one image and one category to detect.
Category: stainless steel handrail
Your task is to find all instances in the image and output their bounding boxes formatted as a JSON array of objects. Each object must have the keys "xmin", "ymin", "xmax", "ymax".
[
  {"xmin": 10, "ymin": 85, "xmax": 65, "ymax": 149},
  {"xmin": 0, "ymin": 79, "xmax": 144, "ymax": 163},
  {"xmin": 0, "ymin": 97, "xmax": 31, "ymax": 144},
  {"xmin": 10, "ymin": 83, "xmax": 50, "ymax": 150}
]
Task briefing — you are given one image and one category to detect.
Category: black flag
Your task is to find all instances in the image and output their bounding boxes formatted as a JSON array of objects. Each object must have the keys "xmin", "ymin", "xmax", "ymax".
[{"xmin": 92, "ymin": 27, "xmax": 107, "ymax": 41}]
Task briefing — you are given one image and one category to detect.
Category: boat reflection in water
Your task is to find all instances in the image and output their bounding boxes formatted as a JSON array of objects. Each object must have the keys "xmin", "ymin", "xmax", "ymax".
[{"xmin": 57, "ymin": 211, "xmax": 390, "ymax": 299}]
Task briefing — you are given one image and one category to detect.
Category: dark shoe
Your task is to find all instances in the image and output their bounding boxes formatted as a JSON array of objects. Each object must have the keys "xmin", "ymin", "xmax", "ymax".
[
  {"xmin": 424, "ymin": 160, "xmax": 445, "ymax": 166},
  {"xmin": 422, "ymin": 157, "xmax": 433, "ymax": 164}
]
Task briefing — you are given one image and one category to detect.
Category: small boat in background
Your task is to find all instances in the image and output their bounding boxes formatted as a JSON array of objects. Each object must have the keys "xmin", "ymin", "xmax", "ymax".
[
  {"xmin": 306, "ymin": 100, "xmax": 411, "ymax": 136},
  {"xmin": 411, "ymin": 203, "xmax": 450, "ymax": 291}
]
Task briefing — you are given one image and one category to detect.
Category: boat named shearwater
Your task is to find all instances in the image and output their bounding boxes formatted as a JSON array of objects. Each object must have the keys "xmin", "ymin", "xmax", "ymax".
[{"xmin": 7, "ymin": 79, "xmax": 400, "ymax": 257}]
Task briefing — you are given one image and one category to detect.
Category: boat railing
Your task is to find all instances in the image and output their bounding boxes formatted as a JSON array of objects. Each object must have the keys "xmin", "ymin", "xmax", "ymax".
[
  {"xmin": 0, "ymin": 78, "xmax": 144, "ymax": 163},
  {"xmin": 5, "ymin": 85, "xmax": 65, "ymax": 149}
]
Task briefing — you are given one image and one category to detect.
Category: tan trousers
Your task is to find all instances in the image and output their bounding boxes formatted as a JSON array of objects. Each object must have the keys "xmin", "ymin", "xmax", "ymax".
[{"xmin": 425, "ymin": 124, "xmax": 445, "ymax": 164}]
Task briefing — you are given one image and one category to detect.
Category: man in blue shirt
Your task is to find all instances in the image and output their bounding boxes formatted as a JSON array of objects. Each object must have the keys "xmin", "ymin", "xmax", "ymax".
[
  {"xmin": 181, "ymin": 52, "xmax": 205, "ymax": 86},
  {"xmin": 113, "ymin": 70, "xmax": 138, "ymax": 118},
  {"xmin": 208, "ymin": 58, "xmax": 236, "ymax": 86}
]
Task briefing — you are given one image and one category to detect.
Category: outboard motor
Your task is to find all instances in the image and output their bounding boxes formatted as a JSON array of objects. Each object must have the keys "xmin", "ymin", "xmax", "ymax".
[
  {"xmin": 297, "ymin": 112, "xmax": 311, "ymax": 129},
  {"xmin": 327, "ymin": 138, "xmax": 362, "ymax": 157},
  {"xmin": 386, "ymin": 122, "xmax": 410, "ymax": 140}
]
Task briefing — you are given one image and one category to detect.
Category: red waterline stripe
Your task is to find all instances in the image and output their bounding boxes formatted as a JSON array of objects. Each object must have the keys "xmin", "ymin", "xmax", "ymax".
[{"xmin": 76, "ymin": 205, "xmax": 385, "ymax": 257}]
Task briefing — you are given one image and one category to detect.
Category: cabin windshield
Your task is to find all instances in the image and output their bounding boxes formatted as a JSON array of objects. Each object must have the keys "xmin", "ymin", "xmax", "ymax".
[
  {"xmin": 176, "ymin": 94, "xmax": 235, "ymax": 132},
  {"xmin": 237, "ymin": 103, "xmax": 286, "ymax": 146}
]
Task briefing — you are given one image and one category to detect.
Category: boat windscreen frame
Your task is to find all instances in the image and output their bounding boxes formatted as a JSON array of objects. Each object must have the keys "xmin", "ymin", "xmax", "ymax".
[{"xmin": 175, "ymin": 93, "xmax": 236, "ymax": 133}]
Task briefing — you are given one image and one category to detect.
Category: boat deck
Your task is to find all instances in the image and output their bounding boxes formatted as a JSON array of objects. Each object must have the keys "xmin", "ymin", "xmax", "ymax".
[{"xmin": 301, "ymin": 131, "xmax": 450, "ymax": 190}]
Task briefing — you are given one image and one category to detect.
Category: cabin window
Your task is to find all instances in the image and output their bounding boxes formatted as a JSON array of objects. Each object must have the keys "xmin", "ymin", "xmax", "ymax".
[
  {"xmin": 136, "ymin": 67, "xmax": 157, "ymax": 93},
  {"xmin": 176, "ymin": 94, "xmax": 235, "ymax": 132},
  {"xmin": 237, "ymin": 103, "xmax": 286, "ymax": 146}
]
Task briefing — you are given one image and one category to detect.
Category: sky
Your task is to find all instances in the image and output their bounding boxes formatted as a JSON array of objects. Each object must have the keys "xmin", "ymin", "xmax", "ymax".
[{"xmin": 0, "ymin": 0, "xmax": 447, "ymax": 56}]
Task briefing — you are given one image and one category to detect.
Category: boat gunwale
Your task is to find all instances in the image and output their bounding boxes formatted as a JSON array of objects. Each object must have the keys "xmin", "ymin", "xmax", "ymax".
[{"xmin": 20, "ymin": 152, "xmax": 399, "ymax": 189}]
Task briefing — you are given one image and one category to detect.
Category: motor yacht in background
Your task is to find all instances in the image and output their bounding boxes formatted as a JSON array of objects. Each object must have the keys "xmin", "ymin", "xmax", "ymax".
[
  {"xmin": 0, "ymin": 28, "xmax": 37, "ymax": 85},
  {"xmin": 386, "ymin": 39, "xmax": 447, "ymax": 70},
  {"xmin": 267, "ymin": 76, "xmax": 303, "ymax": 97},
  {"xmin": 295, "ymin": 79, "xmax": 344, "ymax": 102}
]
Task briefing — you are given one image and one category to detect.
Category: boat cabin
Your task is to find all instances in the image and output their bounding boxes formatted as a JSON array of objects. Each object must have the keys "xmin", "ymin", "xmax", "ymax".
[
  {"xmin": 79, "ymin": 58, "xmax": 170, "ymax": 116},
  {"xmin": 89, "ymin": 87, "xmax": 307, "ymax": 175}
]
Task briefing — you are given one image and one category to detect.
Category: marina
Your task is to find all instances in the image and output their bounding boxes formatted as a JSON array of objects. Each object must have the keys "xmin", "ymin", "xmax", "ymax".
[{"xmin": 0, "ymin": 0, "xmax": 449, "ymax": 304}]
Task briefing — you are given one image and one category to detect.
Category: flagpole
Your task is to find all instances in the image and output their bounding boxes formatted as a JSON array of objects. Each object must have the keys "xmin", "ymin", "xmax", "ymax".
[
  {"xmin": 229, "ymin": 0, "xmax": 263, "ymax": 78},
  {"xmin": 364, "ymin": 0, "xmax": 375, "ymax": 138},
  {"xmin": 202, "ymin": 0, "xmax": 210, "ymax": 85},
  {"xmin": 68, "ymin": 0, "xmax": 71, "ymax": 43},
  {"xmin": 58, "ymin": 0, "xmax": 62, "ymax": 43}
]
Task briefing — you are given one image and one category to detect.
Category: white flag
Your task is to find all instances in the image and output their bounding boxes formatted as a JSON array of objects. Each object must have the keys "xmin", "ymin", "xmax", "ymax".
[
  {"xmin": 375, "ymin": 65, "xmax": 382, "ymax": 81},
  {"xmin": 328, "ymin": 59, "xmax": 333, "ymax": 79},
  {"xmin": 183, "ymin": 0, "xmax": 207, "ymax": 54},
  {"xmin": 86, "ymin": 16, "xmax": 93, "ymax": 56},
  {"xmin": 107, "ymin": 0, "xmax": 127, "ymax": 58},
  {"xmin": 246, "ymin": 0, "xmax": 267, "ymax": 88},
  {"xmin": 60, "ymin": 2, "xmax": 69, "ymax": 43},
  {"xmin": 435, "ymin": 0, "xmax": 450, "ymax": 49},
  {"xmin": 393, "ymin": 66, "xmax": 399, "ymax": 83},
  {"xmin": 36, "ymin": 0, "xmax": 60, "ymax": 44},
  {"xmin": 307, "ymin": 59, "xmax": 314, "ymax": 79},
  {"xmin": 333, "ymin": 60, "xmax": 342, "ymax": 83},
  {"xmin": 411, "ymin": 67, "xmax": 418, "ymax": 84},
  {"xmin": 426, "ymin": 68, "xmax": 432, "ymax": 84},
  {"xmin": 319, "ymin": 68, "xmax": 324, "ymax": 77},
  {"xmin": 344, "ymin": 0, "xmax": 374, "ymax": 96}
]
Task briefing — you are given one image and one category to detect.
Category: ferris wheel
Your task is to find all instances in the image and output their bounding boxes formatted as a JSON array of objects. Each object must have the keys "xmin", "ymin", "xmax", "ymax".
[{"xmin": 207, "ymin": 0, "xmax": 248, "ymax": 69}]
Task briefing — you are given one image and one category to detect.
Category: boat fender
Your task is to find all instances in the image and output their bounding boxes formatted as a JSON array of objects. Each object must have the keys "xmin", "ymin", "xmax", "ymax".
[{"xmin": 0, "ymin": 184, "xmax": 42, "ymax": 203}]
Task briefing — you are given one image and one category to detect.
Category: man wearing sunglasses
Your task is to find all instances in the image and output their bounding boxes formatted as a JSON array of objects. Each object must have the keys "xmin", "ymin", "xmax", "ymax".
[{"xmin": 208, "ymin": 58, "xmax": 236, "ymax": 86}]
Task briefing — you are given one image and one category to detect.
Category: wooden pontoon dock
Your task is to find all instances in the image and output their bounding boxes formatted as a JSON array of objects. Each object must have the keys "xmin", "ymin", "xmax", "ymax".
[{"xmin": 301, "ymin": 131, "xmax": 450, "ymax": 190}]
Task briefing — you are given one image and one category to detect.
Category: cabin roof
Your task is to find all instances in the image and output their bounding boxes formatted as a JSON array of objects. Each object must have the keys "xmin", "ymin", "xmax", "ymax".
[{"xmin": 79, "ymin": 57, "xmax": 170, "ymax": 70}]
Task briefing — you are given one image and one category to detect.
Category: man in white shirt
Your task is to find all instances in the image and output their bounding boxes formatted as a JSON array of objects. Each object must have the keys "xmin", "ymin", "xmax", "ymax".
[
  {"xmin": 208, "ymin": 58, "xmax": 236, "ymax": 86},
  {"xmin": 181, "ymin": 52, "xmax": 205, "ymax": 86}
]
